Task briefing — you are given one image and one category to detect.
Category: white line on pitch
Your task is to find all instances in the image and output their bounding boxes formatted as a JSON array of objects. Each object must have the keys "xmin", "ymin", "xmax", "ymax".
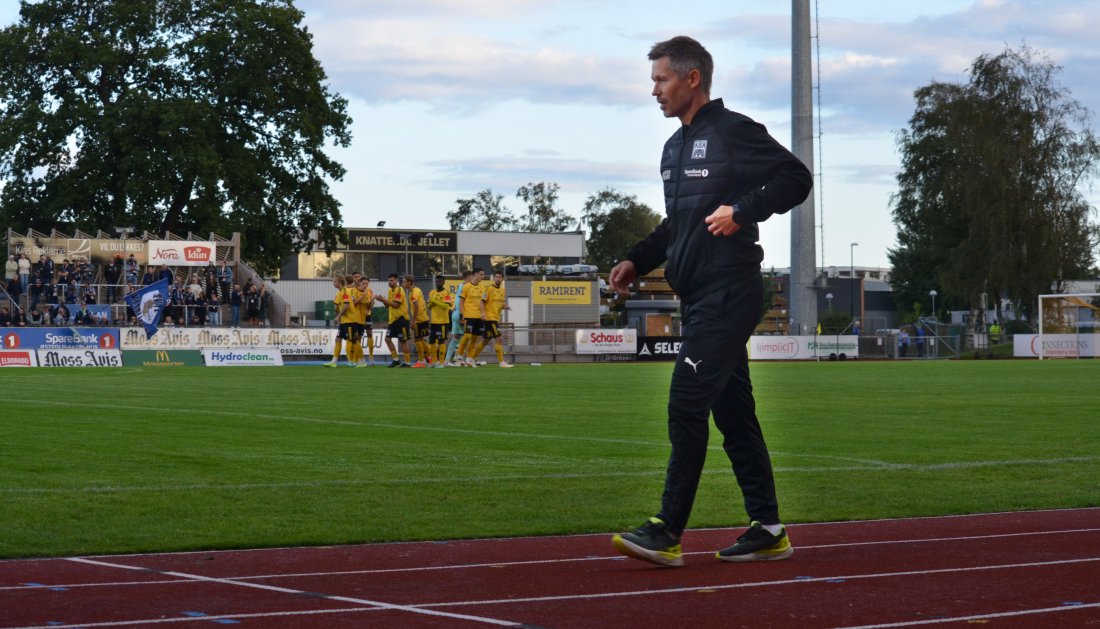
[
  {"xmin": 61, "ymin": 557, "xmax": 522, "ymax": 627},
  {"xmin": 0, "ymin": 606, "xmax": 380, "ymax": 629}
]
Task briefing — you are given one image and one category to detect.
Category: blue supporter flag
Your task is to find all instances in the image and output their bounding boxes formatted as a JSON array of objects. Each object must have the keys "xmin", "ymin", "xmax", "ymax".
[{"xmin": 124, "ymin": 278, "xmax": 171, "ymax": 338}]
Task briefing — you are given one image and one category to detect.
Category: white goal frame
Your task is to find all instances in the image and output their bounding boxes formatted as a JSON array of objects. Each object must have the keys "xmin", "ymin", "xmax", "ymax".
[{"xmin": 1037, "ymin": 293, "xmax": 1100, "ymax": 360}]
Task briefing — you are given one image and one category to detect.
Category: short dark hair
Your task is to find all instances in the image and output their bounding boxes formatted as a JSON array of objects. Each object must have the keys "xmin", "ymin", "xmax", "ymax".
[
  {"xmin": 472, "ymin": 267, "xmax": 484, "ymax": 274},
  {"xmin": 388, "ymin": 273, "xmax": 399, "ymax": 280},
  {"xmin": 648, "ymin": 36, "xmax": 713, "ymax": 95}
]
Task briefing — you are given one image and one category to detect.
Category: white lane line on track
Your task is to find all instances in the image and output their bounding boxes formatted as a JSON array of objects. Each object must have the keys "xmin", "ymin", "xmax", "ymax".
[
  {"xmin": 830, "ymin": 601, "xmax": 1100, "ymax": 628},
  {"xmin": 58, "ymin": 557, "xmax": 522, "ymax": 627},
  {"xmin": 0, "ymin": 606, "xmax": 381, "ymax": 629},
  {"xmin": 413, "ymin": 556, "xmax": 1100, "ymax": 609},
  {"xmin": 7, "ymin": 526, "xmax": 1098, "ymax": 591}
]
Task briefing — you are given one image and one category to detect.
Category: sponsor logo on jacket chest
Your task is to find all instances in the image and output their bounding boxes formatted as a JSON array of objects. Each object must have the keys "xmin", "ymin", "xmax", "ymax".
[
  {"xmin": 683, "ymin": 168, "xmax": 709, "ymax": 178},
  {"xmin": 692, "ymin": 140, "xmax": 707, "ymax": 159}
]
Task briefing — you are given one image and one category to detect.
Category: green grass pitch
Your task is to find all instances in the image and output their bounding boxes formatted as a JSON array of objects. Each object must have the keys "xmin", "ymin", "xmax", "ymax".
[{"xmin": 1, "ymin": 360, "xmax": 1098, "ymax": 558}]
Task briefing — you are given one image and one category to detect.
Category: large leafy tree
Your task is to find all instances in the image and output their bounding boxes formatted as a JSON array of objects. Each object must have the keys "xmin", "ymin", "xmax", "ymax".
[
  {"xmin": 516, "ymin": 181, "xmax": 574, "ymax": 233},
  {"xmin": 446, "ymin": 188, "xmax": 516, "ymax": 231},
  {"xmin": 0, "ymin": 0, "xmax": 352, "ymax": 275},
  {"xmin": 890, "ymin": 46, "xmax": 1099, "ymax": 323},
  {"xmin": 581, "ymin": 187, "xmax": 661, "ymax": 272}
]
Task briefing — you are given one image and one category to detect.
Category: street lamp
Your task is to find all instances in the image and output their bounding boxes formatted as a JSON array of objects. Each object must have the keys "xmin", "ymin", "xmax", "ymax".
[
  {"xmin": 398, "ymin": 233, "xmax": 412, "ymax": 276},
  {"xmin": 929, "ymin": 289, "xmax": 938, "ymax": 320},
  {"xmin": 376, "ymin": 221, "xmax": 386, "ymax": 228},
  {"xmin": 849, "ymin": 242, "xmax": 858, "ymax": 320},
  {"xmin": 421, "ymin": 232, "xmax": 434, "ymax": 276}
]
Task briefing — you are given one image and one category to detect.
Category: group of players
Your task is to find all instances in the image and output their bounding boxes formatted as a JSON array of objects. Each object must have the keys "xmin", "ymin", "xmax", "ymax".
[{"xmin": 324, "ymin": 267, "xmax": 513, "ymax": 369}]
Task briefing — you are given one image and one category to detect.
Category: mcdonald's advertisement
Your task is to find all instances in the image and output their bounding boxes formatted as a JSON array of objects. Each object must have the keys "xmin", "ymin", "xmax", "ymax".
[{"xmin": 122, "ymin": 350, "xmax": 205, "ymax": 367}]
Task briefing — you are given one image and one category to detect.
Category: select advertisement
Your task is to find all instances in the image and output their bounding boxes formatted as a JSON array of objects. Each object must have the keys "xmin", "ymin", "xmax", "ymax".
[
  {"xmin": 574, "ymin": 329, "xmax": 636, "ymax": 354},
  {"xmin": 635, "ymin": 336, "xmax": 683, "ymax": 361}
]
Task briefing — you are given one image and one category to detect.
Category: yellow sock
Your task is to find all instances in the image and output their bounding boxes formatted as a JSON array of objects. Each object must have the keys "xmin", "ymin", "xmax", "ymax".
[
  {"xmin": 437, "ymin": 342, "xmax": 445, "ymax": 363},
  {"xmin": 417, "ymin": 340, "xmax": 429, "ymax": 362},
  {"xmin": 403, "ymin": 350, "xmax": 411, "ymax": 363},
  {"xmin": 472, "ymin": 338, "xmax": 487, "ymax": 358},
  {"xmin": 495, "ymin": 344, "xmax": 504, "ymax": 363},
  {"xmin": 429, "ymin": 342, "xmax": 439, "ymax": 363},
  {"xmin": 367, "ymin": 340, "xmax": 374, "ymax": 360},
  {"xmin": 332, "ymin": 339, "xmax": 343, "ymax": 362},
  {"xmin": 458, "ymin": 333, "xmax": 471, "ymax": 355}
]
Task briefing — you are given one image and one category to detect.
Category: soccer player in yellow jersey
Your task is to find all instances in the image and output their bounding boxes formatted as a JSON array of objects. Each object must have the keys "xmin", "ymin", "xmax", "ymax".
[
  {"xmin": 375, "ymin": 273, "xmax": 411, "ymax": 367},
  {"xmin": 427, "ymin": 275, "xmax": 454, "ymax": 367},
  {"xmin": 474, "ymin": 271, "xmax": 513, "ymax": 368},
  {"xmin": 324, "ymin": 275, "xmax": 348, "ymax": 367},
  {"xmin": 457, "ymin": 267, "xmax": 486, "ymax": 367},
  {"xmin": 354, "ymin": 275, "xmax": 375, "ymax": 366},
  {"xmin": 327, "ymin": 274, "xmax": 361, "ymax": 367},
  {"xmin": 404, "ymin": 275, "xmax": 431, "ymax": 368}
]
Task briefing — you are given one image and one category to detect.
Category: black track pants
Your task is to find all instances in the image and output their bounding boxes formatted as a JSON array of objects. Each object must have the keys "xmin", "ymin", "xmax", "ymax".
[{"xmin": 656, "ymin": 272, "xmax": 781, "ymax": 534}]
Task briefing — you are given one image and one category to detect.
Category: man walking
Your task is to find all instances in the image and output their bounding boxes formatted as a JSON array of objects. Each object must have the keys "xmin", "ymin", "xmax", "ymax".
[{"xmin": 609, "ymin": 36, "xmax": 812, "ymax": 567}]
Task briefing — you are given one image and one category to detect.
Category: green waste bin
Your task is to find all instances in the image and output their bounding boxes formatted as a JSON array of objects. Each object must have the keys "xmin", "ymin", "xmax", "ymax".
[{"xmin": 315, "ymin": 300, "xmax": 334, "ymax": 322}]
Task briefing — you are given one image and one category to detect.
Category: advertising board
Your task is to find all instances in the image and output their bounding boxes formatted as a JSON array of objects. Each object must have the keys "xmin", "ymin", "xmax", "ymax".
[
  {"xmin": 37, "ymin": 349, "xmax": 123, "ymax": 367},
  {"xmin": 574, "ymin": 329, "xmax": 636, "ymax": 354},
  {"xmin": 1, "ymin": 328, "xmax": 120, "ymax": 350},
  {"xmin": 0, "ymin": 350, "xmax": 38, "ymax": 367},
  {"xmin": 202, "ymin": 349, "xmax": 284, "ymax": 366}
]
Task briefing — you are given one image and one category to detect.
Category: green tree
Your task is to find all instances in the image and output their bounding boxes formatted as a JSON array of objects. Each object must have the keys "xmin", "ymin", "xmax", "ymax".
[
  {"xmin": 446, "ymin": 188, "xmax": 516, "ymax": 231},
  {"xmin": 0, "ymin": 0, "xmax": 352, "ymax": 275},
  {"xmin": 890, "ymin": 46, "xmax": 1100, "ymax": 323},
  {"xmin": 581, "ymin": 188, "xmax": 662, "ymax": 272},
  {"xmin": 516, "ymin": 181, "xmax": 573, "ymax": 233}
]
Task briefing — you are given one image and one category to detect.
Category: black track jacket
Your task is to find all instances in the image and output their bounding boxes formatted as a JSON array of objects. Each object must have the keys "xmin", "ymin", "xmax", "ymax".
[{"xmin": 625, "ymin": 99, "xmax": 813, "ymax": 303}]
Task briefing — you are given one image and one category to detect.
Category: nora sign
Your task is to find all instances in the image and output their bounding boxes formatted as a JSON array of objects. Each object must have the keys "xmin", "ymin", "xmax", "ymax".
[{"xmin": 148, "ymin": 240, "xmax": 216, "ymax": 266}]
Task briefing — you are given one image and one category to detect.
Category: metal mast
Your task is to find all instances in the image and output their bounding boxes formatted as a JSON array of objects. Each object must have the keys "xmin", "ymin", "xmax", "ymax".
[{"xmin": 790, "ymin": 0, "xmax": 817, "ymax": 335}]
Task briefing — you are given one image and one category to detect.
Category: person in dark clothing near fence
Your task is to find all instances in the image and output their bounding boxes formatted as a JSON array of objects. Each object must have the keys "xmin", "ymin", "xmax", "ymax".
[{"xmin": 609, "ymin": 36, "xmax": 812, "ymax": 567}]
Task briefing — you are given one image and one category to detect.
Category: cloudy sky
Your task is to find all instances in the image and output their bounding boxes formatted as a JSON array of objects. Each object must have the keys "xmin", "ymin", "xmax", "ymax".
[{"xmin": 5, "ymin": 0, "xmax": 1100, "ymax": 269}]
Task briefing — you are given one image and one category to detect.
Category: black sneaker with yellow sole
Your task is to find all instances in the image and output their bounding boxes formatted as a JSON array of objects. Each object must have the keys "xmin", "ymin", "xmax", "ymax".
[
  {"xmin": 611, "ymin": 517, "xmax": 683, "ymax": 567},
  {"xmin": 716, "ymin": 521, "xmax": 793, "ymax": 562}
]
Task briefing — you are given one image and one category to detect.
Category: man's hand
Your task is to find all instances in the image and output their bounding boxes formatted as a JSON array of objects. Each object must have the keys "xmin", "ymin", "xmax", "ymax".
[
  {"xmin": 705, "ymin": 204, "xmax": 741, "ymax": 236},
  {"xmin": 609, "ymin": 260, "xmax": 638, "ymax": 297}
]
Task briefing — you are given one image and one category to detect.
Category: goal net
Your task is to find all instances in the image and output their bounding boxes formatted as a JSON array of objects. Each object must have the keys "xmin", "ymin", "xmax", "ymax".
[{"xmin": 1037, "ymin": 293, "xmax": 1100, "ymax": 359}]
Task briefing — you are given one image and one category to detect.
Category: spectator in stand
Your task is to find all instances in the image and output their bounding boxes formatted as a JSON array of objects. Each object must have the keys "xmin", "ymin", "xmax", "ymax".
[
  {"xmin": 104, "ymin": 256, "xmax": 121, "ymax": 303},
  {"xmin": 124, "ymin": 283, "xmax": 138, "ymax": 323},
  {"xmin": 257, "ymin": 281, "xmax": 267, "ymax": 326},
  {"xmin": 56, "ymin": 258, "xmax": 72, "ymax": 288},
  {"xmin": 188, "ymin": 273, "xmax": 203, "ymax": 298},
  {"xmin": 218, "ymin": 261, "xmax": 233, "ymax": 304},
  {"xmin": 64, "ymin": 277, "xmax": 78, "ymax": 304},
  {"xmin": 0, "ymin": 305, "xmax": 13, "ymax": 326},
  {"xmin": 17, "ymin": 253, "xmax": 32, "ymax": 295},
  {"xmin": 4, "ymin": 255, "xmax": 16, "ymax": 289},
  {"xmin": 36, "ymin": 254, "xmax": 54, "ymax": 287},
  {"xmin": 73, "ymin": 301, "xmax": 95, "ymax": 325},
  {"xmin": 168, "ymin": 282, "xmax": 185, "ymax": 326},
  {"xmin": 207, "ymin": 296, "xmax": 221, "ymax": 326},
  {"xmin": 52, "ymin": 303, "xmax": 71, "ymax": 325},
  {"xmin": 192, "ymin": 288, "xmax": 207, "ymax": 326},
  {"xmin": 124, "ymin": 254, "xmax": 138, "ymax": 284},
  {"xmin": 12, "ymin": 309, "xmax": 28, "ymax": 327},
  {"xmin": 5, "ymin": 271, "xmax": 20, "ymax": 305},
  {"xmin": 141, "ymin": 265, "xmax": 157, "ymax": 286},
  {"xmin": 245, "ymin": 285, "xmax": 260, "ymax": 326},
  {"xmin": 183, "ymin": 285, "xmax": 197, "ymax": 326},
  {"xmin": 26, "ymin": 303, "xmax": 48, "ymax": 326},
  {"xmin": 203, "ymin": 263, "xmax": 218, "ymax": 301},
  {"xmin": 30, "ymin": 277, "xmax": 46, "ymax": 307},
  {"xmin": 230, "ymin": 283, "xmax": 242, "ymax": 327},
  {"xmin": 83, "ymin": 282, "xmax": 97, "ymax": 305},
  {"xmin": 158, "ymin": 264, "xmax": 173, "ymax": 286}
]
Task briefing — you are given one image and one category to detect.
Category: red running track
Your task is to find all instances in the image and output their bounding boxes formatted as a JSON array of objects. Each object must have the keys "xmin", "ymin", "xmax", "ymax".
[{"xmin": 1, "ymin": 508, "xmax": 1098, "ymax": 628}]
